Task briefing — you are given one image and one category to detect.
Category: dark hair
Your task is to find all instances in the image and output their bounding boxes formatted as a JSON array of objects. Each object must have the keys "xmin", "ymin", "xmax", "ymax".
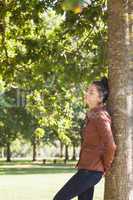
[{"xmin": 92, "ymin": 76, "xmax": 109, "ymax": 103}]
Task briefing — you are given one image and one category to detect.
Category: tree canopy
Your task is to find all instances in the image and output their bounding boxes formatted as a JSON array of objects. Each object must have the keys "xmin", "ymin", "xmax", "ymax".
[{"xmin": 0, "ymin": 0, "xmax": 108, "ymax": 161}]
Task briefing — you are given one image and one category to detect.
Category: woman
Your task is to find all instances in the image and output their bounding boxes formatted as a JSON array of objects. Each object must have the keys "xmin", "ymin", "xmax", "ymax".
[{"xmin": 53, "ymin": 76, "xmax": 117, "ymax": 200}]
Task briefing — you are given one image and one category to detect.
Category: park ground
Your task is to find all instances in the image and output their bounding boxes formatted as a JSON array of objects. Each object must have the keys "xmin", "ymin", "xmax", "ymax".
[{"xmin": 0, "ymin": 159, "xmax": 104, "ymax": 200}]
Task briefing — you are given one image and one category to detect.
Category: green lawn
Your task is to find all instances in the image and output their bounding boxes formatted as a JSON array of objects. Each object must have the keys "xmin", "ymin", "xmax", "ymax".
[{"xmin": 0, "ymin": 159, "xmax": 104, "ymax": 200}]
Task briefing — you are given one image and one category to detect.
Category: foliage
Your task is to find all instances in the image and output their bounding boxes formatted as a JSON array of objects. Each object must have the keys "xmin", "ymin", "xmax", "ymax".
[{"xmin": 0, "ymin": 0, "xmax": 108, "ymax": 158}]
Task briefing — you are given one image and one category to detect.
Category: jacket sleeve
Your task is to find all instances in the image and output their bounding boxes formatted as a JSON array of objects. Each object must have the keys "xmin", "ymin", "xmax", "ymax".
[
  {"xmin": 95, "ymin": 111, "xmax": 117, "ymax": 173},
  {"xmin": 75, "ymin": 112, "xmax": 88, "ymax": 168}
]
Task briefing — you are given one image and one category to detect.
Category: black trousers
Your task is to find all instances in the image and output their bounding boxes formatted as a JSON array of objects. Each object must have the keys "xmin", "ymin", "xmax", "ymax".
[{"xmin": 53, "ymin": 169, "xmax": 103, "ymax": 200}]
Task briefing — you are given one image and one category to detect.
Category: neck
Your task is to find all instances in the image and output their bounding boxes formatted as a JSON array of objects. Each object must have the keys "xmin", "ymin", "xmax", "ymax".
[{"xmin": 89, "ymin": 103, "xmax": 105, "ymax": 112}]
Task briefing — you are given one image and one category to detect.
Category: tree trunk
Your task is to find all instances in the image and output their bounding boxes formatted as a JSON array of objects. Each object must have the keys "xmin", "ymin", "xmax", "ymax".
[
  {"xmin": 6, "ymin": 142, "xmax": 11, "ymax": 162},
  {"xmin": 1, "ymin": 147, "xmax": 5, "ymax": 158},
  {"xmin": 60, "ymin": 141, "xmax": 63, "ymax": 158},
  {"xmin": 32, "ymin": 137, "xmax": 37, "ymax": 161},
  {"xmin": 72, "ymin": 144, "xmax": 76, "ymax": 160},
  {"xmin": 65, "ymin": 145, "xmax": 69, "ymax": 160},
  {"xmin": 105, "ymin": 0, "xmax": 133, "ymax": 199}
]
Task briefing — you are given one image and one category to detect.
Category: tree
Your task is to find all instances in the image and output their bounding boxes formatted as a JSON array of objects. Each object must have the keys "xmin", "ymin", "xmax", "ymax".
[
  {"xmin": 0, "ymin": 0, "xmax": 110, "ymax": 163},
  {"xmin": 105, "ymin": 0, "xmax": 133, "ymax": 199},
  {"xmin": 0, "ymin": 85, "xmax": 21, "ymax": 162},
  {"xmin": 32, "ymin": 127, "xmax": 45, "ymax": 161}
]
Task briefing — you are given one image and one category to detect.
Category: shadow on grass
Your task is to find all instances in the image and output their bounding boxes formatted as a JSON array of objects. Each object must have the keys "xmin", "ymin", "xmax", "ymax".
[
  {"xmin": 0, "ymin": 160, "xmax": 77, "ymax": 175},
  {"xmin": 0, "ymin": 160, "xmax": 33, "ymax": 166},
  {"xmin": 0, "ymin": 166, "xmax": 77, "ymax": 175},
  {"xmin": 0, "ymin": 159, "xmax": 76, "ymax": 166}
]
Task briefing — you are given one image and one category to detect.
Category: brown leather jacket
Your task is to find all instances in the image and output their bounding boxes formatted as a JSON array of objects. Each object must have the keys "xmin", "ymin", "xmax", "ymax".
[{"xmin": 75, "ymin": 104, "xmax": 117, "ymax": 174}]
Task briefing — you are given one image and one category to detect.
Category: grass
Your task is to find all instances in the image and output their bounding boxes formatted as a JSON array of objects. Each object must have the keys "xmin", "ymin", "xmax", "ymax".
[{"xmin": 0, "ymin": 159, "xmax": 104, "ymax": 200}]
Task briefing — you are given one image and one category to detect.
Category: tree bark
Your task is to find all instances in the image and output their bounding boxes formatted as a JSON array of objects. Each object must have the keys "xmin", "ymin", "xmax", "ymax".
[
  {"xmin": 72, "ymin": 144, "xmax": 76, "ymax": 160},
  {"xmin": 60, "ymin": 141, "xmax": 63, "ymax": 158},
  {"xmin": 105, "ymin": 0, "xmax": 133, "ymax": 199},
  {"xmin": 65, "ymin": 144, "xmax": 69, "ymax": 160},
  {"xmin": 32, "ymin": 136, "xmax": 37, "ymax": 161},
  {"xmin": 1, "ymin": 147, "xmax": 5, "ymax": 158},
  {"xmin": 6, "ymin": 142, "xmax": 11, "ymax": 162}
]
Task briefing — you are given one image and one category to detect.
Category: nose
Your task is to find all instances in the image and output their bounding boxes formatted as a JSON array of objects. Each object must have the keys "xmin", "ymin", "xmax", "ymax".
[{"xmin": 84, "ymin": 93, "xmax": 88, "ymax": 102}]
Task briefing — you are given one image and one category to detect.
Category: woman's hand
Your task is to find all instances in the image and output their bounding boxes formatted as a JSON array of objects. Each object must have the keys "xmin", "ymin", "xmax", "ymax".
[
  {"xmin": 103, "ymin": 169, "xmax": 111, "ymax": 177},
  {"xmin": 103, "ymin": 171, "xmax": 106, "ymax": 176}
]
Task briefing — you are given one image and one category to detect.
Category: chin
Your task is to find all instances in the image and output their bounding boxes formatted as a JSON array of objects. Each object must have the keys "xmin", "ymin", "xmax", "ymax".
[{"xmin": 86, "ymin": 102, "xmax": 90, "ymax": 107}]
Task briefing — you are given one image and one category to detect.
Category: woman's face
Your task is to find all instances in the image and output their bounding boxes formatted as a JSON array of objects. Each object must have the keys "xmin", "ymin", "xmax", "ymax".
[{"xmin": 84, "ymin": 84, "xmax": 102, "ymax": 108}]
